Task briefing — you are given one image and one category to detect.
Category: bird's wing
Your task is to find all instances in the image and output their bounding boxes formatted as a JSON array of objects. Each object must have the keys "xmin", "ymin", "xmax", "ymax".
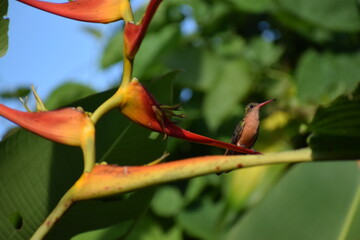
[{"xmin": 224, "ymin": 121, "xmax": 244, "ymax": 155}]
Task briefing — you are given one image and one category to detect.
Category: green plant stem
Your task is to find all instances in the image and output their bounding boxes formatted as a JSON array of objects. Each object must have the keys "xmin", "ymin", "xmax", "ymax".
[
  {"xmin": 91, "ymin": 94, "xmax": 123, "ymax": 124},
  {"xmin": 91, "ymin": 56, "xmax": 132, "ymax": 124},
  {"xmin": 30, "ymin": 188, "xmax": 75, "ymax": 240},
  {"xmin": 81, "ymin": 129, "xmax": 96, "ymax": 173},
  {"xmin": 337, "ymin": 185, "xmax": 360, "ymax": 240},
  {"xmin": 121, "ymin": 56, "xmax": 133, "ymax": 86},
  {"xmin": 123, "ymin": 0, "xmax": 134, "ymax": 23}
]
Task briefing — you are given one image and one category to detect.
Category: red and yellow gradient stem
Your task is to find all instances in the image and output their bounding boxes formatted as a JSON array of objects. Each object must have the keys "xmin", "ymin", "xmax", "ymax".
[
  {"xmin": 73, "ymin": 149, "xmax": 313, "ymax": 200},
  {"xmin": 81, "ymin": 121, "xmax": 96, "ymax": 172}
]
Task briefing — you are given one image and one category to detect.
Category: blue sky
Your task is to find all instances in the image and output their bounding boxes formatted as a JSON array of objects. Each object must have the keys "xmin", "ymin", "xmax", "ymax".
[{"xmin": 0, "ymin": 1, "xmax": 146, "ymax": 138}]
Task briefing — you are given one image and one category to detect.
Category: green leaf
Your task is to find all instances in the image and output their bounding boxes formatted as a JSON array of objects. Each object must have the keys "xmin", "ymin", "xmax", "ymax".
[
  {"xmin": 204, "ymin": 59, "xmax": 252, "ymax": 131},
  {"xmin": 144, "ymin": 70, "xmax": 178, "ymax": 105},
  {"xmin": 71, "ymin": 221, "xmax": 132, "ymax": 240},
  {"xmin": 0, "ymin": 87, "xmax": 31, "ymax": 99},
  {"xmin": 229, "ymin": 0, "xmax": 272, "ymax": 13},
  {"xmin": 309, "ymin": 87, "xmax": 360, "ymax": 137},
  {"xmin": 126, "ymin": 215, "xmax": 182, "ymax": 240},
  {"xmin": 50, "ymin": 189, "xmax": 155, "ymax": 240},
  {"xmin": 0, "ymin": 0, "xmax": 9, "ymax": 57},
  {"xmin": 244, "ymin": 38, "xmax": 284, "ymax": 67},
  {"xmin": 277, "ymin": 0, "xmax": 360, "ymax": 32},
  {"xmin": 178, "ymin": 197, "xmax": 226, "ymax": 240},
  {"xmin": 309, "ymin": 134, "xmax": 360, "ymax": 159},
  {"xmin": 0, "ymin": 74, "xmax": 174, "ymax": 239},
  {"xmin": 166, "ymin": 48, "xmax": 221, "ymax": 91},
  {"xmin": 226, "ymin": 162, "xmax": 360, "ymax": 240},
  {"xmin": 224, "ymin": 164, "xmax": 286, "ymax": 211},
  {"xmin": 308, "ymin": 86, "xmax": 360, "ymax": 158},
  {"xmin": 188, "ymin": 1, "xmax": 231, "ymax": 33},
  {"xmin": 273, "ymin": 9, "xmax": 333, "ymax": 43},
  {"xmin": 296, "ymin": 50, "xmax": 360, "ymax": 105},
  {"xmin": 184, "ymin": 177, "xmax": 208, "ymax": 204},
  {"xmin": 151, "ymin": 186, "xmax": 184, "ymax": 217},
  {"xmin": 45, "ymin": 82, "xmax": 96, "ymax": 110}
]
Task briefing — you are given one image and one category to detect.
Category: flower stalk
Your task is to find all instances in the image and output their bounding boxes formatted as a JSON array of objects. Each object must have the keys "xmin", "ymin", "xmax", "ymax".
[{"xmin": 72, "ymin": 148, "xmax": 318, "ymax": 200}]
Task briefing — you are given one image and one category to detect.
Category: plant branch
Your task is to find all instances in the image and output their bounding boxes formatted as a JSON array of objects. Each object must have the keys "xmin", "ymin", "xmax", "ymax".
[
  {"xmin": 30, "ymin": 188, "xmax": 75, "ymax": 240},
  {"xmin": 120, "ymin": 55, "xmax": 133, "ymax": 86},
  {"xmin": 91, "ymin": 93, "xmax": 123, "ymax": 124},
  {"xmin": 72, "ymin": 148, "xmax": 355, "ymax": 201}
]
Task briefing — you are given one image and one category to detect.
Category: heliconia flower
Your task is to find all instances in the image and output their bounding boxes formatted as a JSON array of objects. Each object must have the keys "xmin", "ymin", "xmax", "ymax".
[
  {"xmin": 72, "ymin": 155, "xmax": 232, "ymax": 200},
  {"xmin": 117, "ymin": 79, "xmax": 258, "ymax": 154},
  {"xmin": 0, "ymin": 104, "xmax": 93, "ymax": 147},
  {"xmin": 73, "ymin": 149, "xmax": 287, "ymax": 200},
  {"xmin": 17, "ymin": 0, "xmax": 133, "ymax": 23},
  {"xmin": 124, "ymin": 0, "xmax": 162, "ymax": 58}
]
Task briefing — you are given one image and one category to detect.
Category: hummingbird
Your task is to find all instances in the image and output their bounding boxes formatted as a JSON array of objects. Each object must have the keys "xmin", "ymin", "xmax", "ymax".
[{"xmin": 224, "ymin": 99, "xmax": 276, "ymax": 155}]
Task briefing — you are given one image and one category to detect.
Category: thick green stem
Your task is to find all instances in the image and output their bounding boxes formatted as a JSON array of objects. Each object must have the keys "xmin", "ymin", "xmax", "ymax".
[
  {"xmin": 81, "ymin": 129, "xmax": 96, "ymax": 173},
  {"xmin": 120, "ymin": 57, "xmax": 133, "ymax": 86},
  {"xmin": 30, "ymin": 188, "xmax": 75, "ymax": 240},
  {"xmin": 91, "ymin": 94, "xmax": 123, "ymax": 124}
]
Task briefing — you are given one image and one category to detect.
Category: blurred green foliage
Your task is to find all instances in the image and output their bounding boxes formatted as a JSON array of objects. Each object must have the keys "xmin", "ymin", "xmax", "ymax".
[{"xmin": 1, "ymin": 0, "xmax": 360, "ymax": 239}]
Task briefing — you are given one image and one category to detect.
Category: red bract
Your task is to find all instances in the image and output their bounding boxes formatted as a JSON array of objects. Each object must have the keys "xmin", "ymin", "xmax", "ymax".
[
  {"xmin": 124, "ymin": 0, "xmax": 163, "ymax": 58},
  {"xmin": 118, "ymin": 79, "xmax": 258, "ymax": 154},
  {"xmin": 17, "ymin": 0, "xmax": 133, "ymax": 23},
  {"xmin": 0, "ymin": 104, "xmax": 93, "ymax": 146}
]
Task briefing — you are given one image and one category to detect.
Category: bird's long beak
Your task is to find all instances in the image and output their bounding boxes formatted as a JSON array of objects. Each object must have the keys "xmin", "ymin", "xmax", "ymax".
[{"xmin": 258, "ymin": 99, "xmax": 276, "ymax": 108}]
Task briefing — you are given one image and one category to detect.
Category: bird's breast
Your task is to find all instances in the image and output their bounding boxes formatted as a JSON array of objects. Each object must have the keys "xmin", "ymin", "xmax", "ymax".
[{"xmin": 238, "ymin": 119, "xmax": 259, "ymax": 148}]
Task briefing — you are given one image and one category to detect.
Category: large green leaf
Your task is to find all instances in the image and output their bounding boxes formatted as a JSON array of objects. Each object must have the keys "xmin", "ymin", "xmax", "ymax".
[
  {"xmin": 0, "ymin": 0, "xmax": 8, "ymax": 57},
  {"xmin": 296, "ymin": 50, "xmax": 360, "ymax": 105},
  {"xmin": 277, "ymin": 0, "xmax": 360, "ymax": 32},
  {"xmin": 224, "ymin": 164, "xmax": 287, "ymax": 211},
  {"xmin": 308, "ymin": 85, "xmax": 360, "ymax": 158},
  {"xmin": 309, "ymin": 86, "xmax": 360, "ymax": 137},
  {"xmin": 45, "ymin": 82, "xmax": 96, "ymax": 110},
  {"xmin": 226, "ymin": 162, "xmax": 360, "ymax": 240},
  {"xmin": 0, "ymin": 73, "xmax": 175, "ymax": 239}
]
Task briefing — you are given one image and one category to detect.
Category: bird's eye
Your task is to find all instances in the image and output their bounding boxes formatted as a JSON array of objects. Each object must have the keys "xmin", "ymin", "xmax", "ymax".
[{"xmin": 249, "ymin": 104, "xmax": 254, "ymax": 108}]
